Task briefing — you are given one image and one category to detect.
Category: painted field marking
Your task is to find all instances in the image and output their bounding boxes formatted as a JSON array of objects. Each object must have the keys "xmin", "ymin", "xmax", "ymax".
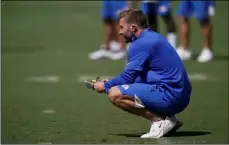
[
  {"xmin": 25, "ymin": 73, "xmax": 218, "ymax": 83},
  {"xmin": 26, "ymin": 76, "xmax": 60, "ymax": 83},
  {"xmin": 77, "ymin": 73, "xmax": 217, "ymax": 82},
  {"xmin": 43, "ymin": 108, "xmax": 55, "ymax": 114}
]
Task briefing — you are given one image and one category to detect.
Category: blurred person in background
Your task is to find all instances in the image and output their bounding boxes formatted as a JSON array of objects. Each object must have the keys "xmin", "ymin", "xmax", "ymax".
[
  {"xmin": 176, "ymin": 0, "xmax": 215, "ymax": 63},
  {"xmin": 139, "ymin": 0, "xmax": 177, "ymax": 48},
  {"xmin": 88, "ymin": 1, "xmax": 127, "ymax": 60}
]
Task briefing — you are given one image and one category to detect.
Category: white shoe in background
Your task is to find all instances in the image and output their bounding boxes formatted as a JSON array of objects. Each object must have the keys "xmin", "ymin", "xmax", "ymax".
[
  {"xmin": 110, "ymin": 40, "xmax": 122, "ymax": 52},
  {"xmin": 167, "ymin": 33, "xmax": 177, "ymax": 49},
  {"xmin": 108, "ymin": 50, "xmax": 126, "ymax": 60},
  {"xmin": 88, "ymin": 44, "xmax": 110, "ymax": 60},
  {"xmin": 176, "ymin": 47, "xmax": 192, "ymax": 60},
  {"xmin": 197, "ymin": 48, "xmax": 213, "ymax": 63}
]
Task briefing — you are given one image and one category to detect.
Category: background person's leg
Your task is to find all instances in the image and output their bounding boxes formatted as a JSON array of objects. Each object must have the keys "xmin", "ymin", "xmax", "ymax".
[
  {"xmin": 101, "ymin": 1, "xmax": 113, "ymax": 51},
  {"xmin": 140, "ymin": 2, "xmax": 159, "ymax": 32},
  {"xmin": 106, "ymin": 1, "xmax": 126, "ymax": 60},
  {"xmin": 161, "ymin": 13, "xmax": 177, "ymax": 48},
  {"xmin": 103, "ymin": 19, "xmax": 113, "ymax": 51},
  {"xmin": 88, "ymin": 1, "xmax": 113, "ymax": 60},
  {"xmin": 176, "ymin": 1, "xmax": 192, "ymax": 60},
  {"xmin": 193, "ymin": 1, "xmax": 213, "ymax": 62},
  {"xmin": 158, "ymin": 1, "xmax": 177, "ymax": 48}
]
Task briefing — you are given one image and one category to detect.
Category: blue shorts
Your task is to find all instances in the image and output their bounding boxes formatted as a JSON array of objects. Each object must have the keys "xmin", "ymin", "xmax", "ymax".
[
  {"xmin": 117, "ymin": 83, "xmax": 189, "ymax": 116},
  {"xmin": 101, "ymin": 1, "xmax": 127, "ymax": 20},
  {"xmin": 140, "ymin": 1, "xmax": 171, "ymax": 16},
  {"xmin": 177, "ymin": 1, "xmax": 210, "ymax": 20}
]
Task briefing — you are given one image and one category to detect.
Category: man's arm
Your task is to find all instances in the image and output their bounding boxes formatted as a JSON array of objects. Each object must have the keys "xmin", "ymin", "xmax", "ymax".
[
  {"xmin": 104, "ymin": 69, "xmax": 140, "ymax": 93},
  {"xmin": 104, "ymin": 45, "xmax": 150, "ymax": 93}
]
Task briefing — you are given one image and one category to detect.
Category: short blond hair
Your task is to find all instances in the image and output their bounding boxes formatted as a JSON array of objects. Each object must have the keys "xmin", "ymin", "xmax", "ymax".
[{"xmin": 118, "ymin": 9, "xmax": 148, "ymax": 29}]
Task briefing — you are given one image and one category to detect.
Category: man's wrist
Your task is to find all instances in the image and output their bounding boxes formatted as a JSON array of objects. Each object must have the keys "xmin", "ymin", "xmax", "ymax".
[{"xmin": 104, "ymin": 81, "xmax": 110, "ymax": 94}]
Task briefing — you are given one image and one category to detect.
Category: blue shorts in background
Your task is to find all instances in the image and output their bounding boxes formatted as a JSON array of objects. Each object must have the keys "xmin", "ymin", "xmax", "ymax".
[
  {"xmin": 177, "ymin": 1, "xmax": 210, "ymax": 20},
  {"xmin": 117, "ymin": 83, "xmax": 189, "ymax": 117},
  {"xmin": 101, "ymin": 1, "xmax": 127, "ymax": 20},
  {"xmin": 140, "ymin": 1, "xmax": 171, "ymax": 16}
]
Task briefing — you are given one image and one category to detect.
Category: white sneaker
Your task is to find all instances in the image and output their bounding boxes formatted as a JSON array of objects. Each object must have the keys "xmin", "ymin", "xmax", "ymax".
[
  {"xmin": 110, "ymin": 40, "xmax": 121, "ymax": 52},
  {"xmin": 164, "ymin": 116, "xmax": 183, "ymax": 136},
  {"xmin": 109, "ymin": 51, "xmax": 126, "ymax": 60},
  {"xmin": 197, "ymin": 48, "xmax": 213, "ymax": 63},
  {"xmin": 88, "ymin": 48, "xmax": 109, "ymax": 60},
  {"xmin": 140, "ymin": 117, "xmax": 176, "ymax": 138},
  {"xmin": 176, "ymin": 47, "xmax": 192, "ymax": 60},
  {"xmin": 167, "ymin": 33, "xmax": 177, "ymax": 48}
]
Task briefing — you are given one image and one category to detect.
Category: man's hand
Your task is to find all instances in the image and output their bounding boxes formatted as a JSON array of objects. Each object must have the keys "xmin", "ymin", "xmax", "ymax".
[{"xmin": 93, "ymin": 81, "xmax": 105, "ymax": 93}]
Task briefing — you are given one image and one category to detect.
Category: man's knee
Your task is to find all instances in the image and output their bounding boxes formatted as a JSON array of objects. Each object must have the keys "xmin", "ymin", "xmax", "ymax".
[
  {"xmin": 199, "ymin": 17, "xmax": 211, "ymax": 26},
  {"xmin": 108, "ymin": 86, "xmax": 122, "ymax": 104}
]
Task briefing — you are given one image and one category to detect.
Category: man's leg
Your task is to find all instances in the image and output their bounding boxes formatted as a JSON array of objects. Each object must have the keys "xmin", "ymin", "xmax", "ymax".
[
  {"xmin": 193, "ymin": 1, "xmax": 213, "ymax": 62},
  {"xmin": 108, "ymin": 86, "xmax": 164, "ymax": 121},
  {"xmin": 179, "ymin": 16, "xmax": 190, "ymax": 51},
  {"xmin": 146, "ymin": 13, "xmax": 158, "ymax": 32},
  {"xmin": 158, "ymin": 1, "xmax": 176, "ymax": 48},
  {"xmin": 106, "ymin": 84, "xmax": 178, "ymax": 138},
  {"xmin": 140, "ymin": 2, "xmax": 158, "ymax": 32},
  {"xmin": 161, "ymin": 13, "xmax": 177, "ymax": 48},
  {"xmin": 102, "ymin": 21, "xmax": 126, "ymax": 60},
  {"xmin": 103, "ymin": 19, "xmax": 113, "ymax": 51},
  {"xmin": 88, "ymin": 19, "xmax": 113, "ymax": 60},
  {"xmin": 104, "ymin": 1, "xmax": 126, "ymax": 60},
  {"xmin": 88, "ymin": 1, "xmax": 113, "ymax": 60},
  {"xmin": 114, "ymin": 21, "xmax": 125, "ymax": 51},
  {"xmin": 200, "ymin": 18, "xmax": 212, "ymax": 50},
  {"xmin": 176, "ymin": 1, "xmax": 192, "ymax": 60}
]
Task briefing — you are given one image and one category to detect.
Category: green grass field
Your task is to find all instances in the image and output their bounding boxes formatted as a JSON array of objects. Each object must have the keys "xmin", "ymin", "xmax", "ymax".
[{"xmin": 2, "ymin": 1, "xmax": 228, "ymax": 144}]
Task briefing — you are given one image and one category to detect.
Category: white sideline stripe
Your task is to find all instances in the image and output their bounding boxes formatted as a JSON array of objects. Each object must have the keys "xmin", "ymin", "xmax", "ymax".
[
  {"xmin": 38, "ymin": 142, "xmax": 52, "ymax": 144},
  {"xmin": 25, "ymin": 73, "xmax": 217, "ymax": 83},
  {"xmin": 188, "ymin": 73, "xmax": 216, "ymax": 81},
  {"xmin": 43, "ymin": 108, "xmax": 55, "ymax": 114},
  {"xmin": 77, "ymin": 75, "xmax": 114, "ymax": 82},
  {"xmin": 26, "ymin": 76, "xmax": 60, "ymax": 83},
  {"xmin": 77, "ymin": 73, "xmax": 217, "ymax": 82}
]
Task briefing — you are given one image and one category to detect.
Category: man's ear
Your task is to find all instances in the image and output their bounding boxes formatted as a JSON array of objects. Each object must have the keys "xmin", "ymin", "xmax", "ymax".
[{"xmin": 131, "ymin": 24, "xmax": 138, "ymax": 33}]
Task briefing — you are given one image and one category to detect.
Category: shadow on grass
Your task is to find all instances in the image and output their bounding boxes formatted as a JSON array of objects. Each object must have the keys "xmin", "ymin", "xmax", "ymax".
[{"xmin": 111, "ymin": 131, "xmax": 211, "ymax": 138}]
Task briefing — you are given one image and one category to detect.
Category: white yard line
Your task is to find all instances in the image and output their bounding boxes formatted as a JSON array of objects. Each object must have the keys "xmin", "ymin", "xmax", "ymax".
[
  {"xmin": 26, "ymin": 76, "xmax": 60, "ymax": 83},
  {"xmin": 77, "ymin": 75, "xmax": 114, "ymax": 82},
  {"xmin": 43, "ymin": 108, "xmax": 55, "ymax": 114},
  {"xmin": 77, "ymin": 73, "xmax": 217, "ymax": 82},
  {"xmin": 25, "ymin": 73, "xmax": 217, "ymax": 83},
  {"xmin": 188, "ymin": 73, "xmax": 217, "ymax": 81}
]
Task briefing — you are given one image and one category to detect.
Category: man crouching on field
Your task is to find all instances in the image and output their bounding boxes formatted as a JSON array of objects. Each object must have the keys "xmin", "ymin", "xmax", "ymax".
[{"xmin": 92, "ymin": 9, "xmax": 192, "ymax": 138}]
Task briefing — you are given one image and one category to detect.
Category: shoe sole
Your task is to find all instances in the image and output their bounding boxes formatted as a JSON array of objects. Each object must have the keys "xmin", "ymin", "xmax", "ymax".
[{"xmin": 164, "ymin": 121, "xmax": 183, "ymax": 137}]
